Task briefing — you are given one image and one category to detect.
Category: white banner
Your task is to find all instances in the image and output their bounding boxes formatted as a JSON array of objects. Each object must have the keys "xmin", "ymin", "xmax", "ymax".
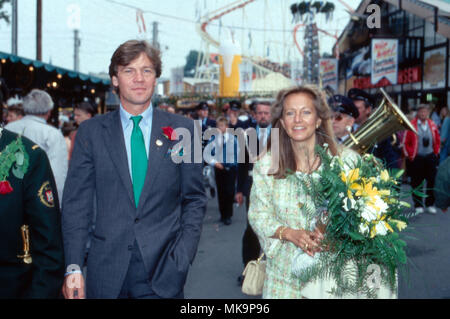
[
  {"xmin": 423, "ymin": 47, "xmax": 446, "ymax": 90},
  {"xmin": 170, "ymin": 67, "xmax": 184, "ymax": 95},
  {"xmin": 290, "ymin": 60, "xmax": 303, "ymax": 86},
  {"xmin": 319, "ymin": 58, "xmax": 338, "ymax": 93},
  {"xmin": 239, "ymin": 60, "xmax": 253, "ymax": 93},
  {"xmin": 371, "ymin": 39, "xmax": 398, "ymax": 85}
]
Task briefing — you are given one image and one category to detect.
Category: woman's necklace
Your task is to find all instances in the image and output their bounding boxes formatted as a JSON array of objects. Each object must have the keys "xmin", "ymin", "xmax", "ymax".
[{"xmin": 297, "ymin": 154, "xmax": 320, "ymax": 174}]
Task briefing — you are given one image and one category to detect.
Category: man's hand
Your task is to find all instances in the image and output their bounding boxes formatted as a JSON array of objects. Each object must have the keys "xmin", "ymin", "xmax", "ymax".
[
  {"xmin": 62, "ymin": 273, "xmax": 86, "ymax": 299},
  {"xmin": 214, "ymin": 163, "xmax": 224, "ymax": 170},
  {"xmin": 235, "ymin": 192, "xmax": 244, "ymax": 205}
]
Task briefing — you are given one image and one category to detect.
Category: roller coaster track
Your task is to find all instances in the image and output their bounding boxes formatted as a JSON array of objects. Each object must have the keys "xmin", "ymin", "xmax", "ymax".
[{"xmin": 293, "ymin": 23, "xmax": 339, "ymax": 59}]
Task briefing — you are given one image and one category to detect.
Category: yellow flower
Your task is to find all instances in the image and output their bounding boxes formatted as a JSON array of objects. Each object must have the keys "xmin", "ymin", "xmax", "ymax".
[
  {"xmin": 390, "ymin": 219, "xmax": 407, "ymax": 231},
  {"xmin": 370, "ymin": 226, "xmax": 377, "ymax": 238},
  {"xmin": 380, "ymin": 169, "xmax": 390, "ymax": 182},
  {"xmin": 379, "ymin": 189, "xmax": 391, "ymax": 197},
  {"xmin": 354, "ymin": 181, "xmax": 380, "ymax": 201},
  {"xmin": 341, "ymin": 168, "xmax": 360, "ymax": 184},
  {"xmin": 383, "ymin": 221, "xmax": 394, "ymax": 233}
]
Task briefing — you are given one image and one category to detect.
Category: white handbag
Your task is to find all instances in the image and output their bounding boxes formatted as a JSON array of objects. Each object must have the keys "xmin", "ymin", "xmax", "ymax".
[{"xmin": 241, "ymin": 254, "xmax": 266, "ymax": 296}]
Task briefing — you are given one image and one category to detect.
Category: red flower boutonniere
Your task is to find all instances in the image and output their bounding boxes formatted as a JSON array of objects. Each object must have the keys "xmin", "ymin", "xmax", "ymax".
[
  {"xmin": 0, "ymin": 180, "xmax": 13, "ymax": 195},
  {"xmin": 162, "ymin": 126, "xmax": 177, "ymax": 141}
]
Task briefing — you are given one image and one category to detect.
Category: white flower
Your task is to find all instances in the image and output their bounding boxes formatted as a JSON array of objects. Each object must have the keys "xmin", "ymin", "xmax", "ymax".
[
  {"xmin": 342, "ymin": 197, "xmax": 357, "ymax": 212},
  {"xmin": 373, "ymin": 195, "xmax": 389, "ymax": 215},
  {"xmin": 360, "ymin": 196, "xmax": 389, "ymax": 222},
  {"xmin": 359, "ymin": 223, "xmax": 369, "ymax": 236},
  {"xmin": 375, "ymin": 221, "xmax": 389, "ymax": 236},
  {"xmin": 361, "ymin": 205, "xmax": 378, "ymax": 222},
  {"xmin": 339, "ymin": 192, "xmax": 345, "ymax": 198}
]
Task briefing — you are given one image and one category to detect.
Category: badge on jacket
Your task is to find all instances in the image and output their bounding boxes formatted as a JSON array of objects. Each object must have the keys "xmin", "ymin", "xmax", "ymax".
[{"xmin": 38, "ymin": 181, "xmax": 55, "ymax": 208}]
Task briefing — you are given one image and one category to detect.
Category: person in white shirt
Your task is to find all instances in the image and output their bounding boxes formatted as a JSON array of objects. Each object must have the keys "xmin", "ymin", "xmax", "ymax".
[{"xmin": 6, "ymin": 89, "xmax": 68, "ymax": 204}]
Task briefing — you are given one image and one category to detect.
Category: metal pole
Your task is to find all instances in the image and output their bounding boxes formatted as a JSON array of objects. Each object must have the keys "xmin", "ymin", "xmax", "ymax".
[
  {"xmin": 36, "ymin": 0, "xmax": 42, "ymax": 61},
  {"xmin": 11, "ymin": 0, "xmax": 18, "ymax": 55},
  {"xmin": 152, "ymin": 22, "xmax": 159, "ymax": 49},
  {"xmin": 74, "ymin": 29, "xmax": 80, "ymax": 71}
]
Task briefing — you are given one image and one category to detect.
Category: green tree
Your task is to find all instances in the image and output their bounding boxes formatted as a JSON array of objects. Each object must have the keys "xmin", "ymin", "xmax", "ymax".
[
  {"xmin": 184, "ymin": 50, "xmax": 204, "ymax": 77},
  {"xmin": 0, "ymin": 0, "xmax": 11, "ymax": 24}
]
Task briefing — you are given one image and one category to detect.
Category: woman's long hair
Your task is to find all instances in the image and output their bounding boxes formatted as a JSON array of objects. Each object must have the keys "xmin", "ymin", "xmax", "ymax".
[{"xmin": 267, "ymin": 85, "xmax": 339, "ymax": 179}]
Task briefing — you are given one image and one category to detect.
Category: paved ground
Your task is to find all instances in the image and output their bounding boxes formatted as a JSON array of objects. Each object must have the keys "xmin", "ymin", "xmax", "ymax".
[
  {"xmin": 185, "ymin": 193, "xmax": 258, "ymax": 299},
  {"xmin": 398, "ymin": 202, "xmax": 450, "ymax": 298},
  {"xmin": 185, "ymin": 185, "xmax": 450, "ymax": 299}
]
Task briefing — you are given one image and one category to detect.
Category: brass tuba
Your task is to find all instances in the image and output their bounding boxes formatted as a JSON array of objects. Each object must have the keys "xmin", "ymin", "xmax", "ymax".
[{"xmin": 343, "ymin": 88, "xmax": 417, "ymax": 154}]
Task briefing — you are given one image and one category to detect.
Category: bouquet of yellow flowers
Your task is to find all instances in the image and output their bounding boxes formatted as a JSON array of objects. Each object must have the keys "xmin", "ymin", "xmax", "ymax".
[{"xmin": 290, "ymin": 145, "xmax": 414, "ymax": 298}]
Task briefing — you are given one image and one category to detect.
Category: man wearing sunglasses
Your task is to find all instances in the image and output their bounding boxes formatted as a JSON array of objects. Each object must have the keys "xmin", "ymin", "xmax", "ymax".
[{"xmin": 328, "ymin": 95, "xmax": 359, "ymax": 144}]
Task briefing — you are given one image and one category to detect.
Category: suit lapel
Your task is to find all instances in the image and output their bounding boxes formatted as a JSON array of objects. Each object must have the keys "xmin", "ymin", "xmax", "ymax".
[
  {"xmin": 137, "ymin": 108, "xmax": 171, "ymax": 211},
  {"xmin": 101, "ymin": 110, "xmax": 135, "ymax": 207}
]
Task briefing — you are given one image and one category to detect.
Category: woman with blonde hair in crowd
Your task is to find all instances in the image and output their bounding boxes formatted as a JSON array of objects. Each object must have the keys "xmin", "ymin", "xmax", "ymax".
[{"xmin": 248, "ymin": 85, "xmax": 394, "ymax": 299}]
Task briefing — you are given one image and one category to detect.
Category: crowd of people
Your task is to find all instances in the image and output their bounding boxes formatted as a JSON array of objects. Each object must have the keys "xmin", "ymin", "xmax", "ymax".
[{"xmin": 1, "ymin": 39, "xmax": 449, "ymax": 299}]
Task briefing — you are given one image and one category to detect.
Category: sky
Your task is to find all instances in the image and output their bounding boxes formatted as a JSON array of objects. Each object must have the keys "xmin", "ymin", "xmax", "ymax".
[{"xmin": 0, "ymin": 0, "xmax": 360, "ymax": 79}]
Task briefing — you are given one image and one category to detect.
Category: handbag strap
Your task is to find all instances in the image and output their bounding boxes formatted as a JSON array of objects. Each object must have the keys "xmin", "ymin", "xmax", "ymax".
[{"xmin": 257, "ymin": 253, "xmax": 265, "ymax": 262}]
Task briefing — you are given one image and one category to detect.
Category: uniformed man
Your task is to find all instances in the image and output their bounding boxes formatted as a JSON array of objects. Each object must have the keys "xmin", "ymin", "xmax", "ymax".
[
  {"xmin": 328, "ymin": 95, "xmax": 359, "ymax": 144},
  {"xmin": 347, "ymin": 88, "xmax": 374, "ymax": 131},
  {"xmin": 227, "ymin": 100, "xmax": 250, "ymax": 130},
  {"xmin": 0, "ymin": 128, "xmax": 65, "ymax": 298},
  {"xmin": 196, "ymin": 102, "xmax": 217, "ymax": 198}
]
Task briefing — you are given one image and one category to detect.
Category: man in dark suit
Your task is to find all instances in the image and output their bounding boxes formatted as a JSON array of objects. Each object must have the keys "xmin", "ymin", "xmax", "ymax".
[
  {"xmin": 61, "ymin": 40, "xmax": 207, "ymax": 299},
  {"xmin": 227, "ymin": 100, "xmax": 251, "ymax": 130},
  {"xmin": 235, "ymin": 101, "xmax": 272, "ymax": 284},
  {"xmin": 0, "ymin": 128, "xmax": 65, "ymax": 298},
  {"xmin": 196, "ymin": 101, "xmax": 217, "ymax": 198},
  {"xmin": 196, "ymin": 101, "xmax": 216, "ymax": 133}
]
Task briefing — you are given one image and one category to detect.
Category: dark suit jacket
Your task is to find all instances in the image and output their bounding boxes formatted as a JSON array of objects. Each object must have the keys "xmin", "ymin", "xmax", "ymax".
[
  {"xmin": 200, "ymin": 118, "xmax": 216, "ymax": 150},
  {"xmin": 0, "ymin": 129, "xmax": 65, "ymax": 298},
  {"xmin": 62, "ymin": 108, "xmax": 207, "ymax": 298},
  {"xmin": 237, "ymin": 123, "xmax": 270, "ymax": 197}
]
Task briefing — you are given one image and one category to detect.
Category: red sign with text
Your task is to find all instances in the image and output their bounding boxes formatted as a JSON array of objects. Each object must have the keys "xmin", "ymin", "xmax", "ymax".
[{"xmin": 354, "ymin": 66, "xmax": 421, "ymax": 89}]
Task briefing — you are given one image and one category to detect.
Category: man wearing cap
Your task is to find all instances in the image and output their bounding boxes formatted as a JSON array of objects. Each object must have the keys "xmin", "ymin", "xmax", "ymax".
[
  {"xmin": 403, "ymin": 103, "xmax": 441, "ymax": 215},
  {"xmin": 6, "ymin": 96, "xmax": 25, "ymax": 124},
  {"xmin": 348, "ymin": 88, "xmax": 373, "ymax": 131},
  {"xmin": 227, "ymin": 100, "xmax": 250, "ymax": 130},
  {"xmin": 196, "ymin": 102, "xmax": 217, "ymax": 198},
  {"xmin": 328, "ymin": 95, "xmax": 359, "ymax": 144},
  {"xmin": 196, "ymin": 101, "xmax": 216, "ymax": 135}
]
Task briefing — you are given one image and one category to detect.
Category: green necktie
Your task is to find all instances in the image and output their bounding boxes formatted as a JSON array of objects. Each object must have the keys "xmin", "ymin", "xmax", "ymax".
[{"xmin": 130, "ymin": 115, "xmax": 148, "ymax": 207}]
